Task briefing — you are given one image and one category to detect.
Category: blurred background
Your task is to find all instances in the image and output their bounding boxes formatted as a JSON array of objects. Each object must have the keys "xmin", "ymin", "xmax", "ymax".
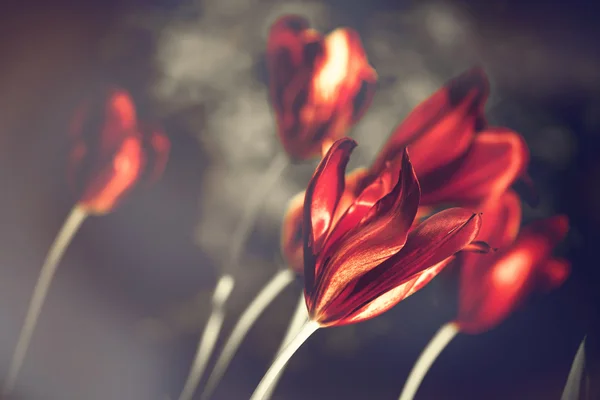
[{"xmin": 1, "ymin": 0, "xmax": 599, "ymax": 398}]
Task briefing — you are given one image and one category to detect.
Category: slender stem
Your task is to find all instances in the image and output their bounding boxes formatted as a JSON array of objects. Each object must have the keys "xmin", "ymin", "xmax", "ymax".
[
  {"xmin": 2, "ymin": 205, "xmax": 88, "ymax": 395},
  {"xmin": 200, "ymin": 269, "xmax": 296, "ymax": 400},
  {"xmin": 177, "ymin": 275, "xmax": 235, "ymax": 400},
  {"xmin": 398, "ymin": 322, "xmax": 460, "ymax": 400},
  {"xmin": 179, "ymin": 152, "xmax": 288, "ymax": 400},
  {"xmin": 262, "ymin": 292, "xmax": 309, "ymax": 400},
  {"xmin": 250, "ymin": 320, "xmax": 319, "ymax": 400},
  {"xmin": 561, "ymin": 336, "xmax": 587, "ymax": 400},
  {"xmin": 226, "ymin": 151, "xmax": 289, "ymax": 272}
]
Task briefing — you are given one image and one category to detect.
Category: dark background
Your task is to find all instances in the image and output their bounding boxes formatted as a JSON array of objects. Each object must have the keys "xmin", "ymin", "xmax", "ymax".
[{"xmin": 0, "ymin": 0, "xmax": 599, "ymax": 399}]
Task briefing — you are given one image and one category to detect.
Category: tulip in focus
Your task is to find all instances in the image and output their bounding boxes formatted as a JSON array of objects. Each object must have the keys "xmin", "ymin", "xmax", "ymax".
[
  {"xmin": 267, "ymin": 15, "xmax": 377, "ymax": 160},
  {"xmin": 250, "ymin": 137, "xmax": 485, "ymax": 399},
  {"xmin": 2, "ymin": 87, "xmax": 170, "ymax": 396}
]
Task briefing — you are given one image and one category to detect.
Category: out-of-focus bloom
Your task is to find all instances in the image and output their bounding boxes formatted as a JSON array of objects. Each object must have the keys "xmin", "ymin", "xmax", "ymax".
[
  {"xmin": 300, "ymin": 137, "xmax": 482, "ymax": 327},
  {"xmin": 267, "ymin": 15, "xmax": 377, "ymax": 160},
  {"xmin": 370, "ymin": 67, "xmax": 529, "ymax": 209},
  {"xmin": 68, "ymin": 87, "xmax": 170, "ymax": 214},
  {"xmin": 281, "ymin": 68, "xmax": 528, "ymax": 272},
  {"xmin": 455, "ymin": 192, "xmax": 570, "ymax": 334}
]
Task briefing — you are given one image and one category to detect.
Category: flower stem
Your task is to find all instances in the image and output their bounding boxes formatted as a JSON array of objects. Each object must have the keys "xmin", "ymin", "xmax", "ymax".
[
  {"xmin": 177, "ymin": 275, "xmax": 235, "ymax": 400},
  {"xmin": 561, "ymin": 336, "xmax": 587, "ymax": 400},
  {"xmin": 226, "ymin": 151, "xmax": 289, "ymax": 273},
  {"xmin": 250, "ymin": 320, "xmax": 319, "ymax": 400},
  {"xmin": 398, "ymin": 322, "xmax": 460, "ymax": 400},
  {"xmin": 200, "ymin": 269, "xmax": 295, "ymax": 400},
  {"xmin": 262, "ymin": 292, "xmax": 309, "ymax": 400},
  {"xmin": 3, "ymin": 205, "xmax": 88, "ymax": 395}
]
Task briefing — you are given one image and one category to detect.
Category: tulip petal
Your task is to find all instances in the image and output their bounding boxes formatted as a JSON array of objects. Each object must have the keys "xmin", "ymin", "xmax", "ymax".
[
  {"xmin": 140, "ymin": 125, "xmax": 171, "ymax": 184},
  {"xmin": 420, "ymin": 127, "xmax": 529, "ymax": 206},
  {"xmin": 309, "ymin": 149, "xmax": 420, "ymax": 316},
  {"xmin": 370, "ymin": 67, "xmax": 489, "ymax": 180},
  {"xmin": 457, "ymin": 215, "xmax": 569, "ymax": 334},
  {"xmin": 315, "ymin": 208, "xmax": 480, "ymax": 325},
  {"xmin": 458, "ymin": 190, "xmax": 522, "ymax": 313},
  {"xmin": 79, "ymin": 137, "xmax": 144, "ymax": 214},
  {"xmin": 282, "ymin": 168, "xmax": 370, "ymax": 276},
  {"xmin": 69, "ymin": 88, "xmax": 144, "ymax": 214},
  {"xmin": 462, "ymin": 241, "xmax": 493, "ymax": 254},
  {"xmin": 281, "ymin": 191, "xmax": 306, "ymax": 275},
  {"xmin": 304, "ymin": 138, "xmax": 357, "ymax": 290},
  {"xmin": 338, "ymin": 257, "xmax": 456, "ymax": 325},
  {"xmin": 538, "ymin": 257, "xmax": 571, "ymax": 291}
]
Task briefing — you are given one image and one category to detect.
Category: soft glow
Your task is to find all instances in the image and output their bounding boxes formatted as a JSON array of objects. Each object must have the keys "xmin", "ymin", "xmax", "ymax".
[
  {"xmin": 492, "ymin": 248, "xmax": 531, "ymax": 287},
  {"xmin": 314, "ymin": 29, "xmax": 349, "ymax": 101},
  {"xmin": 82, "ymin": 137, "xmax": 142, "ymax": 214}
]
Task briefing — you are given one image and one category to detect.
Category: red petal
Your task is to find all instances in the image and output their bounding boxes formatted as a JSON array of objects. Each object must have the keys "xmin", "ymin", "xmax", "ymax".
[
  {"xmin": 303, "ymin": 138, "xmax": 357, "ymax": 290},
  {"xmin": 336, "ymin": 256, "xmax": 455, "ymax": 325},
  {"xmin": 309, "ymin": 148, "xmax": 420, "ymax": 317},
  {"xmin": 282, "ymin": 168, "xmax": 369, "ymax": 276},
  {"xmin": 78, "ymin": 136, "xmax": 144, "ymax": 214},
  {"xmin": 420, "ymin": 127, "xmax": 529, "ymax": 207},
  {"xmin": 462, "ymin": 241, "xmax": 493, "ymax": 253},
  {"xmin": 70, "ymin": 88, "xmax": 143, "ymax": 214},
  {"xmin": 370, "ymin": 67, "xmax": 489, "ymax": 180},
  {"xmin": 537, "ymin": 257, "xmax": 570, "ymax": 291},
  {"xmin": 457, "ymin": 215, "xmax": 569, "ymax": 334},
  {"xmin": 458, "ymin": 190, "xmax": 522, "ymax": 315},
  {"xmin": 140, "ymin": 125, "xmax": 171, "ymax": 184},
  {"xmin": 281, "ymin": 191, "xmax": 306, "ymax": 275},
  {"xmin": 315, "ymin": 208, "xmax": 480, "ymax": 325}
]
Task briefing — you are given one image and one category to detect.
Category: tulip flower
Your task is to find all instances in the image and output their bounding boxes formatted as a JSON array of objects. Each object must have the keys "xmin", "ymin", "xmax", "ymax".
[
  {"xmin": 3, "ymin": 88, "xmax": 169, "ymax": 396},
  {"xmin": 194, "ymin": 16, "xmax": 378, "ymax": 400},
  {"xmin": 398, "ymin": 191, "xmax": 570, "ymax": 400},
  {"xmin": 267, "ymin": 14, "xmax": 377, "ymax": 161},
  {"xmin": 249, "ymin": 137, "xmax": 483, "ymax": 399}
]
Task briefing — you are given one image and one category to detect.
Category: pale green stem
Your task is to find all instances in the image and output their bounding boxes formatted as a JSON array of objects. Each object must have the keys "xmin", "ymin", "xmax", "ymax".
[
  {"xmin": 178, "ymin": 151, "xmax": 288, "ymax": 400},
  {"xmin": 250, "ymin": 320, "xmax": 320, "ymax": 400},
  {"xmin": 177, "ymin": 275, "xmax": 235, "ymax": 400},
  {"xmin": 3, "ymin": 205, "xmax": 88, "ymax": 395},
  {"xmin": 200, "ymin": 269, "xmax": 295, "ymax": 400},
  {"xmin": 262, "ymin": 292, "xmax": 309, "ymax": 400},
  {"xmin": 561, "ymin": 336, "xmax": 587, "ymax": 400},
  {"xmin": 398, "ymin": 322, "xmax": 460, "ymax": 400}
]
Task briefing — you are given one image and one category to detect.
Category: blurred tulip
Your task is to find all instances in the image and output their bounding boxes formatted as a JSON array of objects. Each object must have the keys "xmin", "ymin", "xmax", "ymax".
[
  {"xmin": 371, "ymin": 67, "xmax": 529, "ymax": 208},
  {"xmin": 2, "ymin": 87, "xmax": 169, "ymax": 396},
  {"xmin": 456, "ymin": 212, "xmax": 570, "ymax": 334},
  {"xmin": 398, "ymin": 192, "xmax": 570, "ymax": 400},
  {"xmin": 69, "ymin": 87, "xmax": 170, "ymax": 214},
  {"xmin": 267, "ymin": 15, "xmax": 377, "ymax": 160}
]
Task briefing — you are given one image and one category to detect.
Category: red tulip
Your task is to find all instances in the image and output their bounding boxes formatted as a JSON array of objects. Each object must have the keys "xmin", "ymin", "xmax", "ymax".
[
  {"xmin": 370, "ymin": 67, "xmax": 529, "ymax": 208},
  {"xmin": 281, "ymin": 68, "xmax": 528, "ymax": 272},
  {"xmin": 267, "ymin": 15, "xmax": 377, "ymax": 160},
  {"xmin": 301, "ymin": 138, "xmax": 482, "ymax": 327},
  {"xmin": 68, "ymin": 87, "xmax": 170, "ymax": 214},
  {"xmin": 456, "ymin": 192, "xmax": 570, "ymax": 334}
]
